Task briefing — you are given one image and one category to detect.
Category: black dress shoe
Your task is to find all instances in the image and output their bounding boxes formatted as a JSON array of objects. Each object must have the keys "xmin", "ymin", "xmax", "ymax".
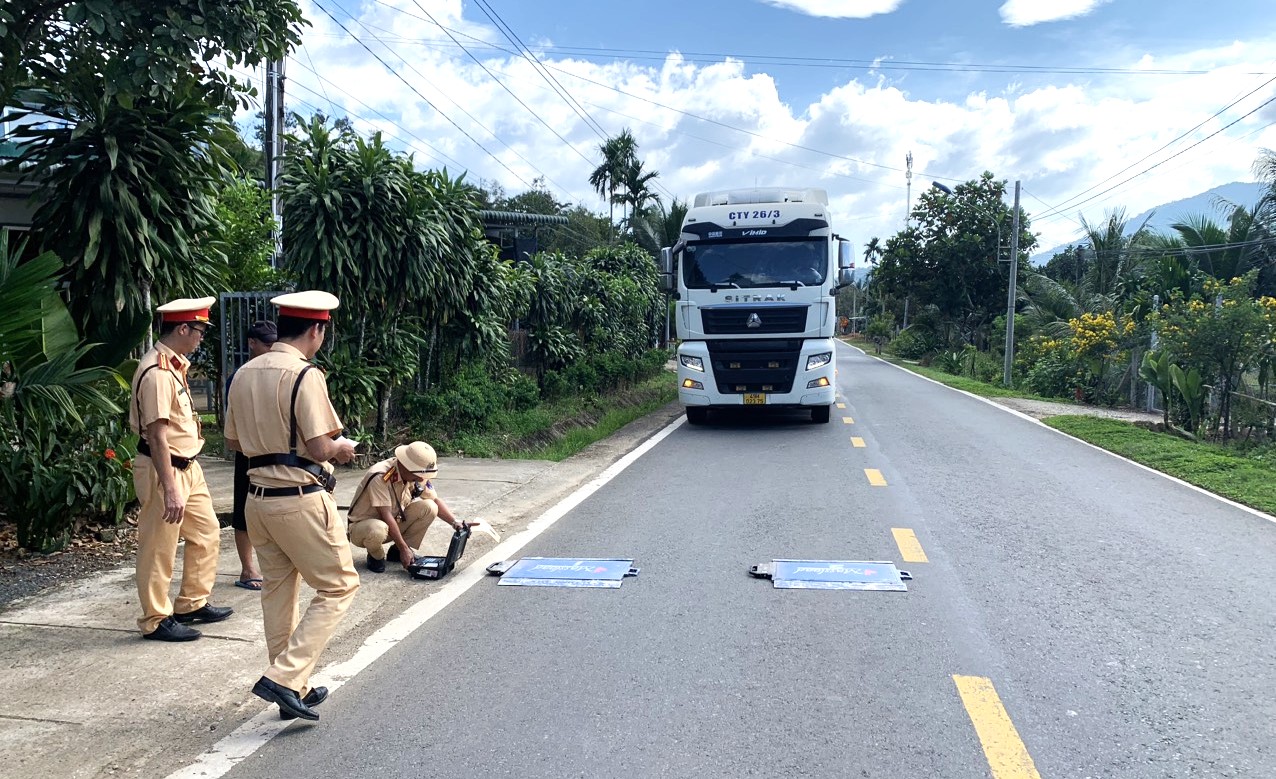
[
  {"xmin": 173, "ymin": 604, "xmax": 234, "ymax": 624},
  {"xmin": 142, "ymin": 616, "xmax": 201, "ymax": 642},
  {"xmin": 365, "ymin": 555, "xmax": 386, "ymax": 573},
  {"xmin": 385, "ymin": 545, "xmax": 400, "ymax": 564},
  {"xmin": 279, "ymin": 686, "xmax": 329, "ymax": 720},
  {"xmin": 252, "ymin": 676, "xmax": 318, "ymax": 721}
]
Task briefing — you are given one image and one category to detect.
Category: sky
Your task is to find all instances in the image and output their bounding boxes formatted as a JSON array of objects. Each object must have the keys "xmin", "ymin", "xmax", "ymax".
[{"xmin": 237, "ymin": 0, "xmax": 1276, "ymax": 260}]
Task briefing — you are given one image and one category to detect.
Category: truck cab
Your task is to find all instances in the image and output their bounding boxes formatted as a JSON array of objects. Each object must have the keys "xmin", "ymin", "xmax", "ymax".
[{"xmin": 660, "ymin": 187, "xmax": 855, "ymax": 425}]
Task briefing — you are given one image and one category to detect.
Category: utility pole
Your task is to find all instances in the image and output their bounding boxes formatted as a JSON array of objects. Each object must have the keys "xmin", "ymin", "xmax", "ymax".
[
  {"xmin": 264, "ymin": 59, "xmax": 286, "ymax": 269},
  {"xmin": 904, "ymin": 151, "xmax": 913, "ymax": 227},
  {"xmin": 1002, "ymin": 180, "xmax": 1021, "ymax": 386}
]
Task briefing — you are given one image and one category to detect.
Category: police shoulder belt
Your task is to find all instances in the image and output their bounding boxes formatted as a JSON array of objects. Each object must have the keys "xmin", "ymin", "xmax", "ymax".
[{"xmin": 247, "ymin": 365, "xmax": 337, "ymax": 492}]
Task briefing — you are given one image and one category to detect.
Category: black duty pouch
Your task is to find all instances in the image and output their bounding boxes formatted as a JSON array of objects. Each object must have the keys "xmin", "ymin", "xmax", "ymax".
[{"xmin": 408, "ymin": 526, "xmax": 470, "ymax": 580}]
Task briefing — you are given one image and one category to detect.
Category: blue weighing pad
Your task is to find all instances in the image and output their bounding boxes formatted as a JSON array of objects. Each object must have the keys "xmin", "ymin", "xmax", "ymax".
[
  {"xmin": 762, "ymin": 560, "xmax": 910, "ymax": 591},
  {"xmin": 494, "ymin": 558, "xmax": 636, "ymax": 588}
]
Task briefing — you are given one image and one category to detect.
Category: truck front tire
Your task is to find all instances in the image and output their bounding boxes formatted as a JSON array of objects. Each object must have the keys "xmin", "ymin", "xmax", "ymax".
[
  {"xmin": 811, "ymin": 405, "xmax": 831, "ymax": 424},
  {"xmin": 686, "ymin": 407, "xmax": 708, "ymax": 426}
]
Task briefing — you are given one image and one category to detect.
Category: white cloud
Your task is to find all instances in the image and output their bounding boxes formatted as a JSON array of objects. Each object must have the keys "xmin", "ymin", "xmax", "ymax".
[
  {"xmin": 757, "ymin": 0, "xmax": 906, "ymax": 20},
  {"xmin": 274, "ymin": 0, "xmax": 1276, "ymax": 261},
  {"xmin": 999, "ymin": 0, "xmax": 1110, "ymax": 27}
]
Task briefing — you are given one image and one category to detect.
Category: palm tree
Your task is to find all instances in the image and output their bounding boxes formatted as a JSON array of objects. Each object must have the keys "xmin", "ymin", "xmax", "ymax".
[
  {"xmin": 1078, "ymin": 208, "xmax": 1154, "ymax": 303},
  {"xmin": 636, "ymin": 198, "xmax": 687, "ymax": 254},
  {"xmin": 618, "ymin": 158, "xmax": 661, "ymax": 238},
  {"xmin": 862, "ymin": 236, "xmax": 883, "ymax": 266},
  {"xmin": 588, "ymin": 130, "xmax": 637, "ymax": 243},
  {"xmin": 1171, "ymin": 205, "xmax": 1267, "ymax": 283}
]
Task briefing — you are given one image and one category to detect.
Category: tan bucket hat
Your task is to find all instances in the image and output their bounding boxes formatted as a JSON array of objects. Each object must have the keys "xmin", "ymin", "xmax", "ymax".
[{"xmin": 394, "ymin": 441, "xmax": 438, "ymax": 477}]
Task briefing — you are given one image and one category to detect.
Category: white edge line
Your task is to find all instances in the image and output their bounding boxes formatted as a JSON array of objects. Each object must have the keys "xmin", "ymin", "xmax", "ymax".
[
  {"xmin": 839, "ymin": 341, "xmax": 1276, "ymax": 527},
  {"xmin": 168, "ymin": 414, "xmax": 688, "ymax": 779}
]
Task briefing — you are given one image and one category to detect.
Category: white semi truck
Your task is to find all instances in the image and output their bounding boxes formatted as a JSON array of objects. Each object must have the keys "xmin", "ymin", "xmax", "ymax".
[{"xmin": 659, "ymin": 187, "xmax": 855, "ymax": 425}]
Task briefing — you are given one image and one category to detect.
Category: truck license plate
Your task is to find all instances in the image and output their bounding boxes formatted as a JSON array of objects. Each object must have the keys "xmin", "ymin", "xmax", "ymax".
[{"xmin": 743, "ymin": 393, "xmax": 767, "ymax": 405}]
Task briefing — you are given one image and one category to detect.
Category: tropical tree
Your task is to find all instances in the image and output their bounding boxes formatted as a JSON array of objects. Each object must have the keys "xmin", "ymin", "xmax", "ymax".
[
  {"xmin": 862, "ymin": 236, "xmax": 882, "ymax": 267},
  {"xmin": 617, "ymin": 158, "xmax": 661, "ymax": 237},
  {"xmin": 588, "ymin": 129, "xmax": 637, "ymax": 241},
  {"xmin": 1155, "ymin": 273, "xmax": 1272, "ymax": 437},
  {"xmin": 279, "ymin": 116, "xmax": 493, "ymax": 436},
  {"xmin": 873, "ymin": 174, "xmax": 1036, "ymax": 347},
  {"xmin": 0, "ymin": 1, "xmax": 305, "ymax": 110},
  {"xmin": 635, "ymin": 198, "xmax": 687, "ymax": 254},
  {"xmin": 9, "ymin": 72, "xmax": 235, "ymax": 351},
  {"xmin": 1078, "ymin": 208, "xmax": 1153, "ymax": 303},
  {"xmin": 0, "ymin": 235, "xmax": 131, "ymax": 552}
]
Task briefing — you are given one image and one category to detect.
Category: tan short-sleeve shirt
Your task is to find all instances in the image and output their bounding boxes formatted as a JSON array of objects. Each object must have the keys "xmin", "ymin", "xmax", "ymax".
[
  {"xmin": 225, "ymin": 342, "xmax": 342, "ymax": 488},
  {"xmin": 129, "ymin": 342, "xmax": 204, "ymax": 459},
  {"xmin": 348, "ymin": 458, "xmax": 437, "ymax": 523}
]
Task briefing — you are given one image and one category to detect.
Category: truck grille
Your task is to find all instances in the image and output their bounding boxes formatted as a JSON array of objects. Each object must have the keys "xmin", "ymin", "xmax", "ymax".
[
  {"xmin": 701, "ymin": 305, "xmax": 809, "ymax": 335},
  {"xmin": 705, "ymin": 340, "xmax": 802, "ymax": 394}
]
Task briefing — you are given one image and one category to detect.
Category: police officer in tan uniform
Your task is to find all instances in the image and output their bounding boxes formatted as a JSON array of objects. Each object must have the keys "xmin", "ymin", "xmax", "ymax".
[
  {"xmin": 348, "ymin": 441, "xmax": 466, "ymax": 573},
  {"xmin": 130, "ymin": 297, "xmax": 232, "ymax": 641},
  {"xmin": 224, "ymin": 290, "xmax": 359, "ymax": 722}
]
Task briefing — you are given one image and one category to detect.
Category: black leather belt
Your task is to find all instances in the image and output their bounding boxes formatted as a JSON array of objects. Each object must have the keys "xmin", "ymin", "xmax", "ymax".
[
  {"xmin": 248, "ymin": 483, "xmax": 326, "ymax": 499},
  {"xmin": 136, "ymin": 440, "xmax": 197, "ymax": 471}
]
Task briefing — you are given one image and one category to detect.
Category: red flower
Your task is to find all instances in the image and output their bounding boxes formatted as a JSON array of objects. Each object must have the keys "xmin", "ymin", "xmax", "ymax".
[{"xmin": 104, "ymin": 449, "xmax": 116, "ymax": 459}]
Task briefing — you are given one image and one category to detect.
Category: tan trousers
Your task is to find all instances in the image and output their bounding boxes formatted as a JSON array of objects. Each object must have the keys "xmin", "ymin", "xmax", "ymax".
[
  {"xmin": 348, "ymin": 499, "xmax": 439, "ymax": 560},
  {"xmin": 246, "ymin": 490, "xmax": 360, "ymax": 694},
  {"xmin": 134, "ymin": 457, "xmax": 220, "ymax": 634}
]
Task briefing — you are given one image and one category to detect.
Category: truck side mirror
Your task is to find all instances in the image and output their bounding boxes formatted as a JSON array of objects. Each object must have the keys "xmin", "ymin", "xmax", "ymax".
[
  {"xmin": 659, "ymin": 246, "xmax": 674, "ymax": 275},
  {"xmin": 838, "ymin": 241, "xmax": 854, "ymax": 270},
  {"xmin": 838, "ymin": 268, "xmax": 854, "ymax": 287},
  {"xmin": 659, "ymin": 274, "xmax": 674, "ymax": 294}
]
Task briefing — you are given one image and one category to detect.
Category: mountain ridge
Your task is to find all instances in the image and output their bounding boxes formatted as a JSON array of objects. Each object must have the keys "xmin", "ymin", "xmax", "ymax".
[{"xmin": 1030, "ymin": 181, "xmax": 1267, "ymax": 264}]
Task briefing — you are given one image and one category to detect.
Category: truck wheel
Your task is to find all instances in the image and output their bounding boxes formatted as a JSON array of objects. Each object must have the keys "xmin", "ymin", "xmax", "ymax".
[
  {"xmin": 811, "ymin": 405, "xmax": 831, "ymax": 424},
  {"xmin": 687, "ymin": 407, "xmax": 708, "ymax": 426}
]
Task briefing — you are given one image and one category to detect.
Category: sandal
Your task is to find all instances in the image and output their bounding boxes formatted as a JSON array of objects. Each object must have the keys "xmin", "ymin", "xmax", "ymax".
[{"xmin": 234, "ymin": 578, "xmax": 263, "ymax": 591}]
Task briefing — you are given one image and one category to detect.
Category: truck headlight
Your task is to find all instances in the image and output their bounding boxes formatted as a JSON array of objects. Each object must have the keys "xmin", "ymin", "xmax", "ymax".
[
  {"xmin": 680, "ymin": 355, "xmax": 705, "ymax": 372},
  {"xmin": 806, "ymin": 352, "xmax": 832, "ymax": 371}
]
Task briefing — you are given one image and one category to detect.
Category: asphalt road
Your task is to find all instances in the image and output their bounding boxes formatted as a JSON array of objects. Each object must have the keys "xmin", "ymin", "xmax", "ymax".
[{"xmin": 224, "ymin": 344, "xmax": 1276, "ymax": 778}]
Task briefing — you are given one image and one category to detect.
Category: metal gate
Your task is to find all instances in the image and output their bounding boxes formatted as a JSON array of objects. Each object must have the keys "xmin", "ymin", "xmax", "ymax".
[{"xmin": 217, "ymin": 291, "xmax": 282, "ymax": 419}]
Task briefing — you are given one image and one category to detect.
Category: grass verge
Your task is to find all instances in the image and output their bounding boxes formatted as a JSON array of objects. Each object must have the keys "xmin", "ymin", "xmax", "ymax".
[
  {"xmin": 1044, "ymin": 415, "xmax": 1276, "ymax": 516},
  {"xmin": 868, "ymin": 352, "xmax": 1051, "ymax": 400},
  {"xmin": 445, "ymin": 373, "xmax": 678, "ymax": 462}
]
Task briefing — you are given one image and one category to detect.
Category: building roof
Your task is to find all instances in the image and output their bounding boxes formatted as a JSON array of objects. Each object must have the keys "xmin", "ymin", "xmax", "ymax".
[{"xmin": 479, "ymin": 209, "xmax": 568, "ymax": 227}]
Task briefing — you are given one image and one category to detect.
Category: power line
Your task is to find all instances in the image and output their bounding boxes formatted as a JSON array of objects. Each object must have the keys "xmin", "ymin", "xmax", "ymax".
[
  {"xmin": 323, "ymin": 21, "xmax": 1276, "ymax": 78},
  {"xmin": 469, "ymin": 0, "xmax": 609, "ymax": 142},
  {"xmin": 362, "ymin": 0, "xmax": 913, "ymax": 184},
  {"xmin": 335, "ymin": 0, "xmax": 585, "ymax": 204},
  {"xmin": 280, "ymin": 61, "xmax": 470, "ymax": 171},
  {"xmin": 1033, "ymin": 91, "xmax": 1276, "ymax": 233},
  {"xmin": 310, "ymin": 0, "xmax": 534, "ymax": 190},
  {"xmin": 1033, "ymin": 75, "xmax": 1276, "ymax": 222}
]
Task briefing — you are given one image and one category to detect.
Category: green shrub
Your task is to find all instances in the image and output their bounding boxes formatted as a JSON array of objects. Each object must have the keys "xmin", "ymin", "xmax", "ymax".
[
  {"xmin": 1024, "ymin": 351, "xmax": 1076, "ymax": 399},
  {"xmin": 890, "ymin": 327, "xmax": 935, "ymax": 360}
]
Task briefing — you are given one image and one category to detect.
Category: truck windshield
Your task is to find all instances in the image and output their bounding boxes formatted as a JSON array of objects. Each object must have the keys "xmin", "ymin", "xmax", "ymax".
[{"xmin": 682, "ymin": 239, "xmax": 826, "ymax": 289}]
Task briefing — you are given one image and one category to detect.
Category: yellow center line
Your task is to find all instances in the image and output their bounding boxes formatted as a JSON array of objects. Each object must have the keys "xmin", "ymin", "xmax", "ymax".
[
  {"xmin": 864, "ymin": 468, "xmax": 887, "ymax": 486},
  {"xmin": 891, "ymin": 528, "xmax": 928, "ymax": 563},
  {"xmin": 836, "ymin": 402, "xmax": 846, "ymax": 409},
  {"xmin": 953, "ymin": 676, "xmax": 1042, "ymax": 779},
  {"xmin": 850, "ymin": 437, "xmax": 866, "ymax": 448},
  {"xmin": 842, "ymin": 416, "xmax": 854, "ymax": 424}
]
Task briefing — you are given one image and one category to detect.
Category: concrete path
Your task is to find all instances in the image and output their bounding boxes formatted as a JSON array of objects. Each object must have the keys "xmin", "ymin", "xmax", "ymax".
[{"xmin": 0, "ymin": 405, "xmax": 683, "ymax": 778}]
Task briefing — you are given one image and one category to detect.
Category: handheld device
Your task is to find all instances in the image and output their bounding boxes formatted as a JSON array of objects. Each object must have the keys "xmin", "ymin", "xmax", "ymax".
[{"xmin": 407, "ymin": 526, "xmax": 470, "ymax": 580}]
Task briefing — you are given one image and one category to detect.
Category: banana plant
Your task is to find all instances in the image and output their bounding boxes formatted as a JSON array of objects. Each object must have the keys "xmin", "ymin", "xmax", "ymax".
[{"xmin": 1170, "ymin": 364, "xmax": 1205, "ymax": 433}]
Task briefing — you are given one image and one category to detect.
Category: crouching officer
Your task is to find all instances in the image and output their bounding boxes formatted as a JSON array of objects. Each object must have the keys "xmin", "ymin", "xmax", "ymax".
[
  {"xmin": 130, "ymin": 297, "xmax": 232, "ymax": 641},
  {"xmin": 347, "ymin": 441, "xmax": 465, "ymax": 573},
  {"xmin": 225, "ymin": 291, "xmax": 360, "ymax": 722}
]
